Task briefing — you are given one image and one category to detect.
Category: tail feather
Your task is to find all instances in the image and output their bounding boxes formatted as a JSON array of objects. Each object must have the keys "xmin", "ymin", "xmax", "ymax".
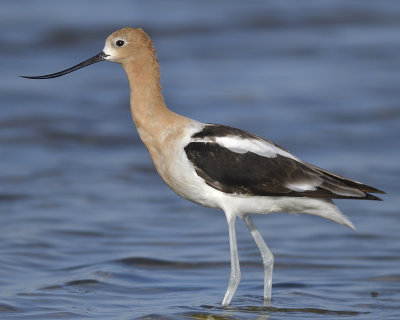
[
  {"xmin": 303, "ymin": 198, "xmax": 356, "ymax": 230},
  {"xmin": 364, "ymin": 193, "xmax": 383, "ymax": 201},
  {"xmin": 308, "ymin": 164, "xmax": 385, "ymax": 200}
]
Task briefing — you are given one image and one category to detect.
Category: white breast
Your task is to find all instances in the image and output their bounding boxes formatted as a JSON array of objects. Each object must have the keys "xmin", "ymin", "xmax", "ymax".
[{"xmin": 158, "ymin": 121, "xmax": 224, "ymax": 209}]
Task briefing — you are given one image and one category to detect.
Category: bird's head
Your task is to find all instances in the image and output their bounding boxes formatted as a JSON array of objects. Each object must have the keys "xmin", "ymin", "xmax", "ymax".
[{"xmin": 21, "ymin": 27, "xmax": 153, "ymax": 79}]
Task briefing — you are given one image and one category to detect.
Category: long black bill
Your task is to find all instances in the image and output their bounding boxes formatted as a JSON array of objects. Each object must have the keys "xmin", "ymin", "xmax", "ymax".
[{"xmin": 21, "ymin": 51, "xmax": 109, "ymax": 79}]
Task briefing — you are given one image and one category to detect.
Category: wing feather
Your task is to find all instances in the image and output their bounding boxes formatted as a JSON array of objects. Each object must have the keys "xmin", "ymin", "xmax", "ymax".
[{"xmin": 185, "ymin": 124, "xmax": 384, "ymax": 200}]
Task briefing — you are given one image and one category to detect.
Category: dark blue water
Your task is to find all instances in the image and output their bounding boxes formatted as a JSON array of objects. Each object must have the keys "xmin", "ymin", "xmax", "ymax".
[{"xmin": 1, "ymin": 1, "xmax": 399, "ymax": 319}]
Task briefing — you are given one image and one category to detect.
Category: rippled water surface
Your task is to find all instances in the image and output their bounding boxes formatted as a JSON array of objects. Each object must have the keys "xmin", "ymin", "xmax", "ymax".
[{"xmin": 1, "ymin": 1, "xmax": 400, "ymax": 319}]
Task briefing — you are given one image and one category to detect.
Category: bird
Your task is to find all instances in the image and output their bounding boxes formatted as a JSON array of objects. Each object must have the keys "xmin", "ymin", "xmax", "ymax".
[{"xmin": 22, "ymin": 27, "xmax": 384, "ymax": 306}]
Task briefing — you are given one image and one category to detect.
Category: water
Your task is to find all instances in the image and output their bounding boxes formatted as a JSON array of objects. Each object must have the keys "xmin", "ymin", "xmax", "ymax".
[{"xmin": 1, "ymin": 1, "xmax": 399, "ymax": 319}]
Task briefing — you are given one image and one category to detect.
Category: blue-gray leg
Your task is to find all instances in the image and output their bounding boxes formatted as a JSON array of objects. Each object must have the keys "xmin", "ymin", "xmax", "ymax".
[
  {"xmin": 244, "ymin": 214, "xmax": 274, "ymax": 301},
  {"xmin": 222, "ymin": 213, "xmax": 241, "ymax": 306}
]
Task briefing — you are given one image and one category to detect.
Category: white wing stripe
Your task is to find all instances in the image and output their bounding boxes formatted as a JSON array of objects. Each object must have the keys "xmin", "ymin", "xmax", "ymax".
[
  {"xmin": 192, "ymin": 136, "xmax": 299, "ymax": 161},
  {"xmin": 285, "ymin": 182, "xmax": 318, "ymax": 192}
]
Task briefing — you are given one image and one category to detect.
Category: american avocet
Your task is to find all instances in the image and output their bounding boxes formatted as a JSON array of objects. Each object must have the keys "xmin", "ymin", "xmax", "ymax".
[{"xmin": 22, "ymin": 27, "xmax": 384, "ymax": 306}]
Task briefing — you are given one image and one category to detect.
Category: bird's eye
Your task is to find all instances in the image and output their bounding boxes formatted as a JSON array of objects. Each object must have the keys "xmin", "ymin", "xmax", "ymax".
[{"xmin": 116, "ymin": 40, "xmax": 125, "ymax": 47}]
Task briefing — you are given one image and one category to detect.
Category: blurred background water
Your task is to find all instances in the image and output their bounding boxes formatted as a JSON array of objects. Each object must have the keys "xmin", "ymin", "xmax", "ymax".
[{"xmin": 1, "ymin": 0, "xmax": 399, "ymax": 319}]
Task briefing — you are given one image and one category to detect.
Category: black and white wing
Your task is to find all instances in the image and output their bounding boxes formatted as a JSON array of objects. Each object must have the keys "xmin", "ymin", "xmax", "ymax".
[{"xmin": 184, "ymin": 124, "xmax": 384, "ymax": 200}]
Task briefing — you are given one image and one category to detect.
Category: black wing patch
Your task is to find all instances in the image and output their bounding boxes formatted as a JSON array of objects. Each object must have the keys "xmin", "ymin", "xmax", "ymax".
[{"xmin": 185, "ymin": 125, "xmax": 384, "ymax": 200}]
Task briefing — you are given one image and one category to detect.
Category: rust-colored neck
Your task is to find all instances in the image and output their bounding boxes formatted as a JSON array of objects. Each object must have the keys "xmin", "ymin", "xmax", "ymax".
[
  {"xmin": 121, "ymin": 47, "xmax": 189, "ymax": 155},
  {"xmin": 124, "ymin": 50, "xmax": 167, "ymax": 128}
]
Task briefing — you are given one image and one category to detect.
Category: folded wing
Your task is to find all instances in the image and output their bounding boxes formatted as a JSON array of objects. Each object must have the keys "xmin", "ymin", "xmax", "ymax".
[{"xmin": 184, "ymin": 124, "xmax": 384, "ymax": 200}]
